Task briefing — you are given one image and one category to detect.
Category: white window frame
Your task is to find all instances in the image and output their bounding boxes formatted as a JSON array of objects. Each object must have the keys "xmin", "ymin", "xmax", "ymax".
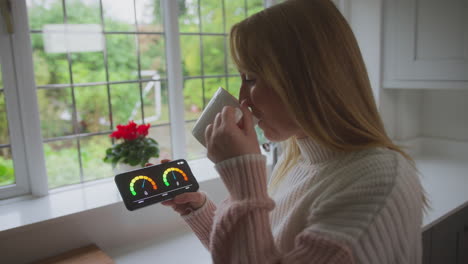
[
  {"xmin": 0, "ymin": 0, "xmax": 48, "ymax": 199},
  {"xmin": 163, "ymin": 0, "xmax": 186, "ymax": 160}
]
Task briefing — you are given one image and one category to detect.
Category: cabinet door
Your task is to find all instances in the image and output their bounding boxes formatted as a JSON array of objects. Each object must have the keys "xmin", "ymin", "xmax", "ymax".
[
  {"xmin": 431, "ymin": 204, "xmax": 468, "ymax": 264},
  {"xmin": 431, "ymin": 213, "xmax": 459, "ymax": 264},
  {"xmin": 383, "ymin": 0, "xmax": 468, "ymax": 88},
  {"xmin": 422, "ymin": 228, "xmax": 432, "ymax": 264},
  {"xmin": 458, "ymin": 205, "xmax": 468, "ymax": 264}
]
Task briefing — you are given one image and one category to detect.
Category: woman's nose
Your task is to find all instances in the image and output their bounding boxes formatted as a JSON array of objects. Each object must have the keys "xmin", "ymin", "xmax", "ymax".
[{"xmin": 238, "ymin": 83, "xmax": 249, "ymax": 104}]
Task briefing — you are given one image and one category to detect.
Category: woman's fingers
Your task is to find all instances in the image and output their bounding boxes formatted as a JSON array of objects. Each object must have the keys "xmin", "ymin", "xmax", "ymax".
[
  {"xmin": 173, "ymin": 192, "xmax": 202, "ymax": 204},
  {"xmin": 162, "ymin": 192, "xmax": 205, "ymax": 212},
  {"xmin": 221, "ymin": 106, "xmax": 236, "ymax": 124},
  {"xmin": 146, "ymin": 159, "xmax": 171, "ymax": 168},
  {"xmin": 165, "ymin": 200, "xmax": 194, "ymax": 215},
  {"xmin": 161, "ymin": 200, "xmax": 175, "ymax": 206},
  {"xmin": 205, "ymin": 124, "xmax": 213, "ymax": 145},
  {"xmin": 214, "ymin": 112, "xmax": 222, "ymax": 128},
  {"xmin": 172, "ymin": 203, "xmax": 193, "ymax": 215}
]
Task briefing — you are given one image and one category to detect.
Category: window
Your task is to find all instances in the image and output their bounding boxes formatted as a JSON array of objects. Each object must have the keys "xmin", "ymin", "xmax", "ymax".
[
  {"xmin": 179, "ymin": 0, "xmax": 265, "ymax": 160},
  {"xmin": 26, "ymin": 0, "xmax": 170, "ymax": 189},
  {"xmin": 0, "ymin": 6, "xmax": 47, "ymax": 199},
  {"xmin": 0, "ymin": 0, "xmax": 267, "ymax": 199}
]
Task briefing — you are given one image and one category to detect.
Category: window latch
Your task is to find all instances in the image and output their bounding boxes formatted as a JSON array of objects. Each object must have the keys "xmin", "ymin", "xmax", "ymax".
[{"xmin": 0, "ymin": 0, "xmax": 13, "ymax": 34}]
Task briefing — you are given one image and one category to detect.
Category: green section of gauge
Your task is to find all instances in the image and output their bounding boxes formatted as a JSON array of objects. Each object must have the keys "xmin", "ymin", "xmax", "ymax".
[
  {"xmin": 129, "ymin": 175, "xmax": 157, "ymax": 196},
  {"xmin": 162, "ymin": 168, "xmax": 188, "ymax": 186}
]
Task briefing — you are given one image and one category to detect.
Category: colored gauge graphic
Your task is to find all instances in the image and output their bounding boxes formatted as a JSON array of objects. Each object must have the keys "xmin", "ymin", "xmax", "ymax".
[
  {"xmin": 162, "ymin": 167, "xmax": 188, "ymax": 187},
  {"xmin": 130, "ymin": 176, "xmax": 157, "ymax": 196}
]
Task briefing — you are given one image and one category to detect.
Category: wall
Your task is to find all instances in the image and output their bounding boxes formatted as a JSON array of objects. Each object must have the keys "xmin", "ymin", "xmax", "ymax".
[
  {"xmin": 422, "ymin": 90, "xmax": 468, "ymax": 141},
  {"xmin": 382, "ymin": 89, "xmax": 468, "ymax": 141},
  {"xmin": 379, "ymin": 89, "xmax": 424, "ymax": 157},
  {"xmin": 392, "ymin": 90, "xmax": 424, "ymax": 140},
  {"xmin": 349, "ymin": 0, "xmax": 382, "ymax": 105}
]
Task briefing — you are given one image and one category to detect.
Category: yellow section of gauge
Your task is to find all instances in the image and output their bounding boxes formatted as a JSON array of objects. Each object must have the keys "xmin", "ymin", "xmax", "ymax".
[
  {"xmin": 129, "ymin": 175, "xmax": 157, "ymax": 196},
  {"xmin": 162, "ymin": 167, "xmax": 188, "ymax": 186}
]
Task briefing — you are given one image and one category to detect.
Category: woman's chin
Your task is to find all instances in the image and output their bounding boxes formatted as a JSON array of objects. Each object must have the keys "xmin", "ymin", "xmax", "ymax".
[
  {"xmin": 259, "ymin": 123, "xmax": 294, "ymax": 142},
  {"xmin": 259, "ymin": 123, "xmax": 279, "ymax": 142},
  {"xmin": 257, "ymin": 121, "xmax": 270, "ymax": 138}
]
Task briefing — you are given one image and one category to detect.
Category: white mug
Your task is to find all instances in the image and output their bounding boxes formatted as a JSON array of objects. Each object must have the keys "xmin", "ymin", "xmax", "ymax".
[{"xmin": 191, "ymin": 87, "xmax": 259, "ymax": 147}]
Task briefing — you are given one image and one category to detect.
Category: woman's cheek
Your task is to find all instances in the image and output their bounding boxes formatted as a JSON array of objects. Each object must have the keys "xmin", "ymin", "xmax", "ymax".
[{"xmin": 250, "ymin": 86, "xmax": 263, "ymax": 109}]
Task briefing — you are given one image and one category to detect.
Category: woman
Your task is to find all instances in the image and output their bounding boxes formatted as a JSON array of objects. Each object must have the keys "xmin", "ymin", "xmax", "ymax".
[{"xmin": 160, "ymin": 0, "xmax": 429, "ymax": 263}]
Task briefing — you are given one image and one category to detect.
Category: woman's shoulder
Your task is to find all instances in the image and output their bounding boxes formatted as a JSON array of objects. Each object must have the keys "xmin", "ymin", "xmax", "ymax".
[
  {"xmin": 321, "ymin": 147, "xmax": 408, "ymax": 181},
  {"xmin": 304, "ymin": 148, "xmax": 422, "ymax": 259},
  {"xmin": 304, "ymin": 147, "xmax": 421, "ymax": 224},
  {"xmin": 307, "ymin": 147, "xmax": 415, "ymax": 207}
]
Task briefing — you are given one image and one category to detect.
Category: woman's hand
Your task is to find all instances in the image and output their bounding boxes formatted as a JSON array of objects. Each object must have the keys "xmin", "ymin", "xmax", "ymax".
[
  {"xmin": 146, "ymin": 160, "xmax": 206, "ymax": 216},
  {"xmin": 204, "ymin": 101, "xmax": 261, "ymax": 163}
]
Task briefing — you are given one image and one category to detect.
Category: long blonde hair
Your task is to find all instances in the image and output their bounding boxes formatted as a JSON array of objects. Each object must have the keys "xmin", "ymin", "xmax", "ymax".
[{"xmin": 230, "ymin": 0, "xmax": 430, "ymax": 211}]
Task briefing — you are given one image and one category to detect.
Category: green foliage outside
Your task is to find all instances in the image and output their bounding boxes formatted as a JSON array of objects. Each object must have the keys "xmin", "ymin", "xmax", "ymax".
[
  {"xmin": 0, "ymin": 157, "xmax": 14, "ymax": 186},
  {"xmin": 0, "ymin": 60, "xmax": 15, "ymax": 186},
  {"xmin": 0, "ymin": 0, "xmax": 265, "ymax": 189}
]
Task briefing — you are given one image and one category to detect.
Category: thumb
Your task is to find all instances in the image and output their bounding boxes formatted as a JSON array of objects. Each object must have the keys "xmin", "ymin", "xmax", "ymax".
[{"xmin": 239, "ymin": 101, "xmax": 255, "ymax": 135}]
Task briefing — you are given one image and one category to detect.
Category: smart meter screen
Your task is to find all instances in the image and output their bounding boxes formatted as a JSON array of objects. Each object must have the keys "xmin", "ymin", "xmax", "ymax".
[{"xmin": 114, "ymin": 159, "xmax": 199, "ymax": 211}]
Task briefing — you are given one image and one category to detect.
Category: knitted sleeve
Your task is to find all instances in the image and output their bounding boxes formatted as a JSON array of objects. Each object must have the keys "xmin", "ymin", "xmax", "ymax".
[
  {"xmin": 181, "ymin": 191, "xmax": 218, "ymax": 250},
  {"xmin": 207, "ymin": 154, "xmax": 355, "ymax": 263}
]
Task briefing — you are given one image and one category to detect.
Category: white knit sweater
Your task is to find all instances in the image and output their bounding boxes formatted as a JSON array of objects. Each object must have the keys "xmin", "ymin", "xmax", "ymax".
[
  {"xmin": 183, "ymin": 137, "xmax": 425, "ymax": 263},
  {"xmin": 268, "ymin": 137, "xmax": 424, "ymax": 263}
]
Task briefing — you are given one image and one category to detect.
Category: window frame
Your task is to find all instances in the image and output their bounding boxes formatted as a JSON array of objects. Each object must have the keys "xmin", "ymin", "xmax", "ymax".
[
  {"xmin": 164, "ymin": 0, "xmax": 186, "ymax": 160},
  {"xmin": 0, "ymin": 0, "xmax": 48, "ymax": 199}
]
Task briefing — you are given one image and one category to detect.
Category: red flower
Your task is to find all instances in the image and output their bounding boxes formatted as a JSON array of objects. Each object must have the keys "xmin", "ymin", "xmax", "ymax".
[
  {"xmin": 137, "ymin": 123, "xmax": 150, "ymax": 136},
  {"xmin": 109, "ymin": 121, "xmax": 150, "ymax": 141},
  {"xmin": 110, "ymin": 130, "xmax": 123, "ymax": 139}
]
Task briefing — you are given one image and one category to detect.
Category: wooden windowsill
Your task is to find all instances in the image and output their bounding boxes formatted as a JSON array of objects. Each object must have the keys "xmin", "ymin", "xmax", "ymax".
[{"xmin": 33, "ymin": 244, "xmax": 113, "ymax": 264}]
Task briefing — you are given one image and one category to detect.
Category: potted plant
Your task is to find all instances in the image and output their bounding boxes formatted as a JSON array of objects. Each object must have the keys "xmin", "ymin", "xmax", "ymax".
[{"xmin": 103, "ymin": 121, "xmax": 159, "ymax": 172}]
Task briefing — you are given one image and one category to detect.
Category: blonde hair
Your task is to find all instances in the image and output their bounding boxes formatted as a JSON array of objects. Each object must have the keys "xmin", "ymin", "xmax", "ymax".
[{"xmin": 230, "ymin": 0, "xmax": 430, "ymax": 211}]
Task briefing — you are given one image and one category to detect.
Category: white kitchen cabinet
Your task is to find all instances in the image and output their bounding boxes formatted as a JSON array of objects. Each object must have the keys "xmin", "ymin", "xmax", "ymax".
[
  {"xmin": 382, "ymin": 0, "xmax": 468, "ymax": 89},
  {"xmin": 378, "ymin": 1, "xmax": 468, "ymax": 262}
]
